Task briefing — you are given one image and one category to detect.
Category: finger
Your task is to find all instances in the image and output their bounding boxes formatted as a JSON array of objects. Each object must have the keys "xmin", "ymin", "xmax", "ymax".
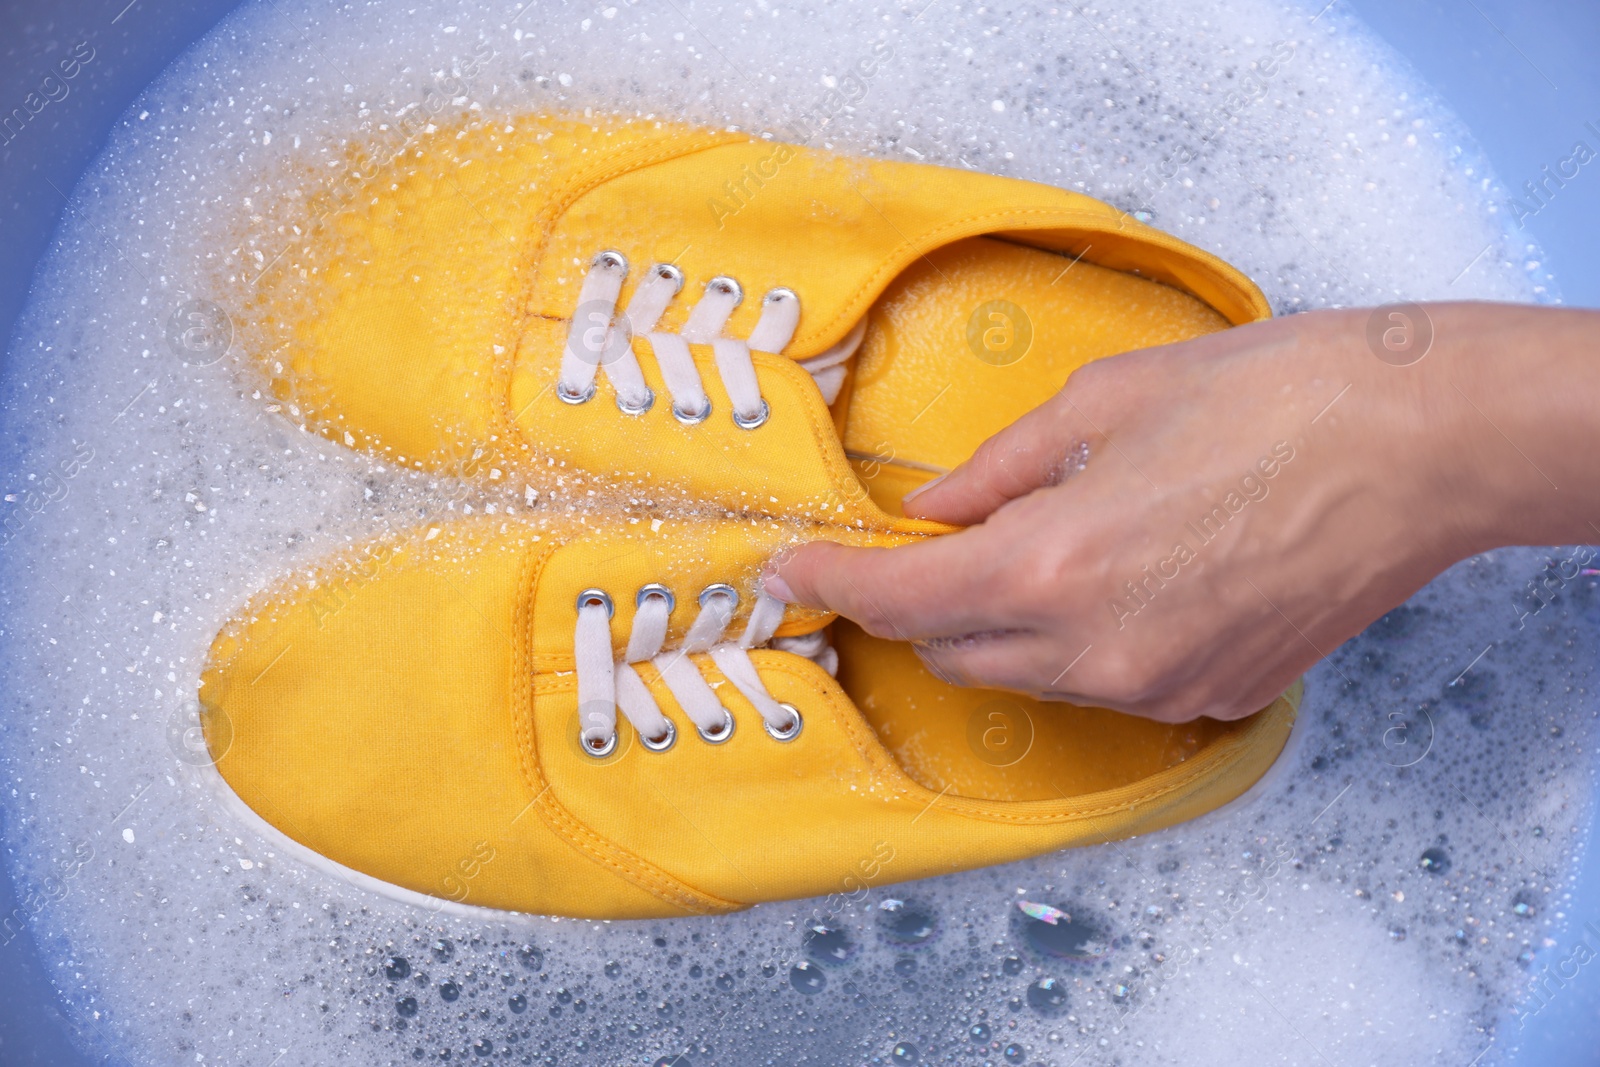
[
  {"xmin": 765, "ymin": 532, "xmax": 1010, "ymax": 642},
  {"xmin": 1043, "ymin": 618, "xmax": 1303, "ymax": 723},
  {"xmin": 913, "ymin": 626, "xmax": 1096, "ymax": 695},
  {"xmin": 912, "ymin": 630, "xmax": 1050, "ymax": 691},
  {"xmin": 902, "ymin": 387, "xmax": 1099, "ymax": 525},
  {"xmin": 905, "ymin": 607, "xmax": 1242, "ymax": 723}
]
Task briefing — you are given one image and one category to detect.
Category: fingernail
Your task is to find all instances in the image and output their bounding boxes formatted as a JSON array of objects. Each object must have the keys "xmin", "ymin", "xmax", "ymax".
[
  {"xmin": 901, "ymin": 472, "xmax": 947, "ymax": 504},
  {"xmin": 761, "ymin": 568, "xmax": 795, "ymax": 603}
]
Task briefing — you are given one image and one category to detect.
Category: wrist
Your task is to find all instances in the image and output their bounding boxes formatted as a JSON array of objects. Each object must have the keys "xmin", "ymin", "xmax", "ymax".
[{"xmin": 1410, "ymin": 303, "xmax": 1600, "ymax": 552}]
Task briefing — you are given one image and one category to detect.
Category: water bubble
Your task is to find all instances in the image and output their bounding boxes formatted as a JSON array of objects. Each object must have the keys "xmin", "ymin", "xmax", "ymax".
[
  {"xmin": 1003, "ymin": 1043, "xmax": 1027, "ymax": 1062},
  {"xmin": 383, "ymin": 956, "xmax": 411, "ymax": 981},
  {"xmin": 894, "ymin": 957, "xmax": 917, "ymax": 977},
  {"xmin": 508, "ymin": 994, "xmax": 527, "ymax": 1014},
  {"xmin": 1111, "ymin": 983, "xmax": 1131, "ymax": 1001},
  {"xmin": 395, "ymin": 996, "xmax": 418, "ymax": 1018},
  {"xmin": 1419, "ymin": 847, "xmax": 1451, "ymax": 874},
  {"xmin": 788, "ymin": 961, "xmax": 827, "ymax": 994},
  {"xmin": 688, "ymin": 963, "xmax": 703, "ymax": 978},
  {"xmin": 1156, "ymin": 858, "xmax": 1181, "ymax": 874},
  {"xmin": 653, "ymin": 1056, "xmax": 692, "ymax": 1067},
  {"xmin": 555, "ymin": 987, "xmax": 573, "ymax": 1004},
  {"xmin": 891, "ymin": 1041, "xmax": 920, "ymax": 1064},
  {"xmin": 1015, "ymin": 902, "xmax": 1110, "ymax": 961},
  {"xmin": 430, "ymin": 938, "xmax": 454, "ymax": 963},
  {"xmin": 1388, "ymin": 927, "xmax": 1407, "ymax": 942},
  {"xmin": 471, "ymin": 1039, "xmax": 492, "ymax": 1057},
  {"xmin": 803, "ymin": 921, "xmax": 858, "ymax": 965},
  {"xmin": 715, "ymin": 972, "xmax": 734, "ymax": 991},
  {"xmin": 1513, "ymin": 894, "xmax": 1538, "ymax": 919},
  {"xmin": 1025, "ymin": 977, "xmax": 1068, "ymax": 1016},
  {"xmin": 604, "ymin": 960, "xmax": 622, "ymax": 978},
  {"xmin": 517, "ymin": 945, "xmax": 543, "ymax": 971},
  {"xmin": 877, "ymin": 897, "xmax": 938, "ymax": 946},
  {"xmin": 969, "ymin": 1021, "xmax": 992, "ymax": 1042},
  {"xmin": 1001, "ymin": 955, "xmax": 1023, "ymax": 976},
  {"xmin": 439, "ymin": 981, "xmax": 460, "ymax": 1002}
]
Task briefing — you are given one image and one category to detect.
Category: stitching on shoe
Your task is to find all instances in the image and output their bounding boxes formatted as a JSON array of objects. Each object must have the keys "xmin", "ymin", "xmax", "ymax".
[
  {"xmin": 511, "ymin": 539, "xmax": 745, "ymax": 915},
  {"xmin": 524, "ymin": 677, "xmax": 746, "ymax": 915},
  {"xmin": 737, "ymin": 352, "xmax": 953, "ymax": 535},
  {"xmin": 749, "ymin": 652, "xmax": 1299, "ymax": 826},
  {"xmin": 790, "ymin": 204, "xmax": 1265, "ymax": 354},
  {"xmin": 494, "ymin": 122, "xmax": 752, "ymax": 443},
  {"xmin": 935, "ymin": 700, "xmax": 1297, "ymax": 824}
]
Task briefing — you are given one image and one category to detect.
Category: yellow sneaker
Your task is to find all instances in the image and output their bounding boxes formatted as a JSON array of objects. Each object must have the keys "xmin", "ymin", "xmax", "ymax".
[
  {"xmin": 251, "ymin": 112, "xmax": 1268, "ymax": 528},
  {"xmin": 198, "ymin": 516, "xmax": 1297, "ymax": 919}
]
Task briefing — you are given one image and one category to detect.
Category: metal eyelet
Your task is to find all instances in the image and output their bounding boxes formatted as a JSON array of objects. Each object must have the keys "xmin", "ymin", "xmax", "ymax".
[
  {"xmin": 705, "ymin": 275, "xmax": 744, "ymax": 306},
  {"xmin": 641, "ymin": 718, "xmax": 677, "ymax": 753},
  {"xmin": 557, "ymin": 379, "xmax": 597, "ymax": 405},
  {"xmin": 764, "ymin": 703, "xmax": 803, "ymax": 742},
  {"xmin": 696, "ymin": 708, "xmax": 736, "ymax": 745},
  {"xmin": 672, "ymin": 398, "xmax": 712, "ymax": 425},
  {"xmin": 731, "ymin": 398, "xmax": 771, "ymax": 430},
  {"xmin": 652, "ymin": 262, "xmax": 685, "ymax": 293},
  {"xmin": 636, "ymin": 583, "xmax": 676, "ymax": 613},
  {"xmin": 763, "ymin": 286, "xmax": 798, "ymax": 308},
  {"xmin": 581, "ymin": 729, "xmax": 618, "ymax": 758},
  {"xmin": 617, "ymin": 387, "xmax": 655, "ymax": 416},
  {"xmin": 575, "ymin": 588, "xmax": 615, "ymax": 617},
  {"xmin": 591, "ymin": 249, "xmax": 629, "ymax": 273},
  {"xmin": 698, "ymin": 583, "xmax": 739, "ymax": 611}
]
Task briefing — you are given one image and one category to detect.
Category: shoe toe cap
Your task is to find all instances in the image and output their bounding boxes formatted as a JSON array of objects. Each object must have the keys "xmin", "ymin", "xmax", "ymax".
[{"xmin": 197, "ymin": 522, "xmax": 679, "ymax": 917}]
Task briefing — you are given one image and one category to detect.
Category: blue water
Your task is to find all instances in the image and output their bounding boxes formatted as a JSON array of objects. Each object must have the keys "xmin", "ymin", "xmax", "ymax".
[{"xmin": 0, "ymin": 0, "xmax": 1596, "ymax": 1064}]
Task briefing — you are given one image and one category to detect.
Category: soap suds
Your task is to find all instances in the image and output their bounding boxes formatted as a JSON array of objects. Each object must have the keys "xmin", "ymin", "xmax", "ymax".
[{"xmin": 0, "ymin": 1, "xmax": 1588, "ymax": 1065}]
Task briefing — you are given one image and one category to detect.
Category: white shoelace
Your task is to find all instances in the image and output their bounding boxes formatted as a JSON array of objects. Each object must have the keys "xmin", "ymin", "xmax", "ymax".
[
  {"xmin": 556, "ymin": 250, "xmax": 866, "ymax": 424},
  {"xmin": 572, "ymin": 582, "xmax": 834, "ymax": 756}
]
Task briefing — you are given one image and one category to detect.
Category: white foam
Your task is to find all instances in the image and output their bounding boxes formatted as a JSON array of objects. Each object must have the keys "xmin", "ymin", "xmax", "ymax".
[{"xmin": 0, "ymin": 0, "xmax": 1590, "ymax": 1064}]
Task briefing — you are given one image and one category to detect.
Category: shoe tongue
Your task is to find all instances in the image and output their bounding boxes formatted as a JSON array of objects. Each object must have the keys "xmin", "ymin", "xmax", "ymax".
[
  {"xmin": 768, "ymin": 626, "xmax": 839, "ymax": 677},
  {"xmin": 791, "ymin": 318, "xmax": 867, "ymax": 406}
]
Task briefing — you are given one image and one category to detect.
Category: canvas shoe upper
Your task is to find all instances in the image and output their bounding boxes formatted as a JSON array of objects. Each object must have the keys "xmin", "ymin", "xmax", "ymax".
[
  {"xmin": 250, "ymin": 112, "xmax": 1269, "ymax": 528},
  {"xmin": 198, "ymin": 515, "xmax": 1296, "ymax": 919}
]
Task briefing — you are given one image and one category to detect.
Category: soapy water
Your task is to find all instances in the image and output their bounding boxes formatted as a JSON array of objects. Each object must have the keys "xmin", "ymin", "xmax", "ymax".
[{"xmin": 0, "ymin": 0, "xmax": 1592, "ymax": 1064}]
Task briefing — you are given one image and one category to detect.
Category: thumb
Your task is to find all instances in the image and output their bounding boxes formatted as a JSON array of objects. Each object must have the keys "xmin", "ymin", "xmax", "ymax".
[{"xmin": 903, "ymin": 389, "xmax": 1099, "ymax": 525}]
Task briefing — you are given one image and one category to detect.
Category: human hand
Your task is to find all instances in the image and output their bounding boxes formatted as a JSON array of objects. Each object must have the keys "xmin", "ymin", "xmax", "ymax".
[{"xmin": 766, "ymin": 303, "xmax": 1600, "ymax": 722}]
